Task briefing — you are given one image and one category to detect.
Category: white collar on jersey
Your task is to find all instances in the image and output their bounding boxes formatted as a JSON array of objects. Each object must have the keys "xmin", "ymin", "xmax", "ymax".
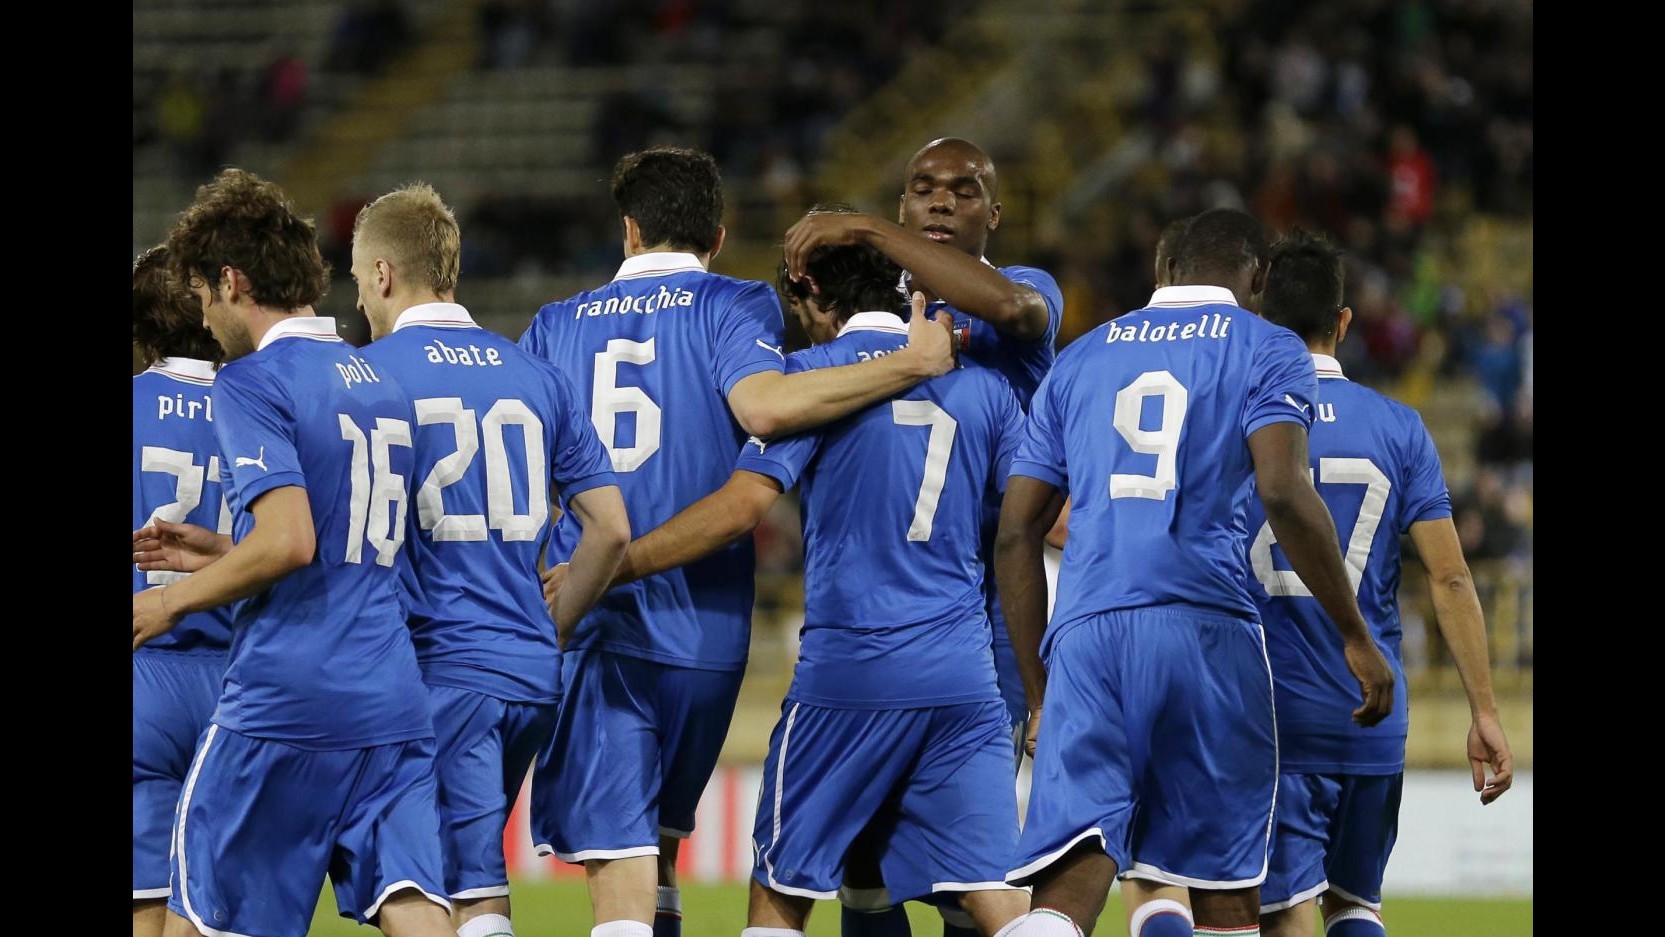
[
  {"xmin": 837, "ymin": 311, "xmax": 909, "ymax": 337},
  {"xmin": 1148, "ymin": 285, "xmax": 1241, "ymax": 308},
  {"xmin": 392, "ymin": 302, "xmax": 478, "ymax": 332},
  {"xmin": 1312, "ymin": 353, "xmax": 1347, "ymax": 380},
  {"xmin": 257, "ymin": 316, "xmax": 340, "ymax": 351},
  {"xmin": 614, "ymin": 251, "xmax": 706, "ymax": 281},
  {"xmin": 898, "ymin": 255, "xmax": 996, "ymax": 295},
  {"xmin": 149, "ymin": 357, "xmax": 218, "ymax": 382}
]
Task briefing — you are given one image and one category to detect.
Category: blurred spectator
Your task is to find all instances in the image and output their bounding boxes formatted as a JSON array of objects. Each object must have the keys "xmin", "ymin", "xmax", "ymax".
[
  {"xmin": 258, "ymin": 47, "xmax": 308, "ymax": 142},
  {"xmin": 1385, "ymin": 123, "xmax": 1437, "ymax": 227},
  {"xmin": 326, "ymin": 0, "xmax": 411, "ymax": 75}
]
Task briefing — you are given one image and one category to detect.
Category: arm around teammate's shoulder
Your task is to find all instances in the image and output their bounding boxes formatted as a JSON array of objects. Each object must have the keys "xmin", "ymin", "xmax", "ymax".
[{"xmin": 726, "ymin": 292, "xmax": 956, "ymax": 438}]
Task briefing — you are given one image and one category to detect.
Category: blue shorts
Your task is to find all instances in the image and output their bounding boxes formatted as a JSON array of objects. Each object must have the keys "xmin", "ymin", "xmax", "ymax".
[
  {"xmin": 753, "ymin": 698, "xmax": 1022, "ymax": 905},
  {"xmin": 1009, "ymin": 608, "xmax": 1277, "ymax": 890},
  {"xmin": 532, "ymin": 649, "xmax": 743, "ymax": 861},
  {"xmin": 133, "ymin": 651, "xmax": 223, "ymax": 900},
  {"xmin": 168, "ymin": 725, "xmax": 449, "ymax": 936},
  {"xmin": 427, "ymin": 684, "xmax": 559, "ymax": 899},
  {"xmin": 1260, "ymin": 772, "xmax": 1403, "ymax": 913}
]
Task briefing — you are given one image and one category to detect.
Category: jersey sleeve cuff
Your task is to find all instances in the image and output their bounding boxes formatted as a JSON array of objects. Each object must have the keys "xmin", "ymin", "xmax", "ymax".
[
  {"xmin": 559, "ymin": 471, "xmax": 619, "ymax": 500},
  {"xmin": 720, "ymin": 359, "xmax": 785, "ymax": 398},
  {"xmin": 736, "ymin": 452, "xmax": 796, "ymax": 491},
  {"xmin": 1243, "ymin": 412, "xmax": 1311, "ymax": 438},
  {"xmin": 238, "ymin": 471, "xmax": 307, "ymax": 509},
  {"xmin": 1009, "ymin": 460, "xmax": 1065, "ymax": 489}
]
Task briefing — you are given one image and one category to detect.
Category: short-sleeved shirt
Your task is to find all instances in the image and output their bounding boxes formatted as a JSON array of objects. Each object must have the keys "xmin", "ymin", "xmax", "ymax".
[{"xmin": 519, "ymin": 252, "xmax": 786, "ymax": 670}]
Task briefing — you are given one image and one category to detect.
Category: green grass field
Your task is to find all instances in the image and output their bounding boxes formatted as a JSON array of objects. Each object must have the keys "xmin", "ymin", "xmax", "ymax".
[{"xmin": 307, "ymin": 881, "xmax": 1532, "ymax": 935}]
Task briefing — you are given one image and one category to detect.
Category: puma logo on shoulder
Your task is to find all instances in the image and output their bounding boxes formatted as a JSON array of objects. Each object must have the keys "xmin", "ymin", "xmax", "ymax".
[{"xmin": 234, "ymin": 447, "xmax": 267, "ymax": 471}]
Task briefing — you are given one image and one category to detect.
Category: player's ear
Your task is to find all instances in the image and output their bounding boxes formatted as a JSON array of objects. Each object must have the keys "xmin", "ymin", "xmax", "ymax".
[
  {"xmin": 376, "ymin": 258, "xmax": 394, "ymax": 297},
  {"xmin": 708, "ymin": 225, "xmax": 726, "ymax": 263},
  {"xmin": 221, "ymin": 266, "xmax": 246, "ymax": 303},
  {"xmin": 1336, "ymin": 306, "xmax": 1353, "ymax": 344},
  {"xmin": 987, "ymin": 200, "xmax": 1002, "ymax": 232},
  {"xmin": 622, "ymin": 215, "xmax": 642, "ymax": 253},
  {"xmin": 1250, "ymin": 259, "xmax": 1268, "ymax": 297}
]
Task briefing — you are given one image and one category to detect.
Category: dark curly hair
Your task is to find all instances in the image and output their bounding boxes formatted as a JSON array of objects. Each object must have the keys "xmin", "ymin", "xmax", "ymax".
[
  {"xmin": 777, "ymin": 204, "xmax": 906, "ymax": 318},
  {"xmin": 165, "ymin": 168, "xmax": 329, "ymax": 310},
  {"xmin": 610, "ymin": 146, "xmax": 723, "ymax": 254},
  {"xmin": 134, "ymin": 245, "xmax": 221, "ymax": 366}
]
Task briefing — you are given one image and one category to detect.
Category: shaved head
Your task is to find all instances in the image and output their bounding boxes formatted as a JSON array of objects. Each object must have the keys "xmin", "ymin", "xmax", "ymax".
[{"xmin": 906, "ymin": 137, "xmax": 999, "ymax": 200}]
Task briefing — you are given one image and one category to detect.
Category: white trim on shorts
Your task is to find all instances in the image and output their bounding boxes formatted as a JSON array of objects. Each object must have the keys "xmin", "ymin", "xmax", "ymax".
[
  {"xmin": 451, "ymin": 884, "xmax": 511, "ymax": 900},
  {"xmin": 1259, "ymin": 880, "xmax": 1328, "ymax": 914},
  {"xmin": 660, "ymin": 825, "xmax": 693, "ymax": 838},
  {"xmin": 1325, "ymin": 883, "xmax": 1383, "ymax": 912},
  {"xmin": 133, "ymin": 887, "xmax": 171, "ymax": 900},
  {"xmin": 1258, "ymin": 623, "xmax": 1280, "ymax": 888},
  {"xmin": 1121, "ymin": 860, "xmax": 1267, "ymax": 890},
  {"xmin": 761, "ymin": 854, "xmax": 837, "ymax": 900},
  {"xmin": 538, "ymin": 843, "xmax": 660, "ymax": 862},
  {"xmin": 1006, "ymin": 827, "xmax": 1106, "ymax": 883},
  {"xmin": 932, "ymin": 880, "xmax": 1028, "ymax": 893},
  {"xmin": 363, "ymin": 880, "xmax": 452, "ymax": 920},
  {"xmin": 175, "ymin": 725, "xmax": 259, "ymax": 937}
]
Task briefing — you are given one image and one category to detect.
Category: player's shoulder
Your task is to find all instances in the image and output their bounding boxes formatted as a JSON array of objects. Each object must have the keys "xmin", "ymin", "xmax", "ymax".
[
  {"xmin": 784, "ymin": 344, "xmax": 831, "ymax": 374},
  {"xmin": 998, "ymin": 263, "xmax": 1060, "ymax": 290}
]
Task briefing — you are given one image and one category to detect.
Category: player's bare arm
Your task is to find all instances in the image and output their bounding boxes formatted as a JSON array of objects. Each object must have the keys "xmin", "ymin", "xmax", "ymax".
[
  {"xmin": 1247, "ymin": 421, "xmax": 1395, "ymax": 727},
  {"xmin": 133, "ymin": 486, "xmax": 316, "ymax": 650},
  {"xmin": 1409, "ymin": 516, "xmax": 1514, "ymax": 804},
  {"xmin": 725, "ymin": 292, "xmax": 953, "ymax": 439},
  {"xmin": 784, "ymin": 211, "xmax": 1051, "ymax": 341},
  {"xmin": 133, "ymin": 518, "xmax": 231, "ymax": 573},
  {"xmin": 549, "ymin": 484, "xmax": 631, "ymax": 646},
  {"xmin": 994, "ymin": 474, "xmax": 1067, "ymax": 756}
]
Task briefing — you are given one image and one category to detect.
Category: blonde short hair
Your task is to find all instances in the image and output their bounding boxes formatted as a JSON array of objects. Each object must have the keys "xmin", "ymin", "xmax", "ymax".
[{"xmin": 353, "ymin": 182, "xmax": 461, "ymax": 294}]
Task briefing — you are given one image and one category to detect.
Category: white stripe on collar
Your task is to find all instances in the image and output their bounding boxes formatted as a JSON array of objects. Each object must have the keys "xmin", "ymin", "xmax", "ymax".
[
  {"xmin": 837, "ymin": 311, "xmax": 909, "ymax": 337},
  {"xmin": 1312, "ymin": 353, "xmax": 1347, "ymax": 379},
  {"xmin": 1148, "ymin": 285, "xmax": 1241, "ymax": 308},
  {"xmin": 147, "ymin": 357, "xmax": 218, "ymax": 383},
  {"xmin": 392, "ymin": 302, "xmax": 477, "ymax": 332},
  {"xmin": 257, "ymin": 316, "xmax": 341, "ymax": 351},
  {"xmin": 614, "ymin": 251, "xmax": 707, "ymax": 281}
]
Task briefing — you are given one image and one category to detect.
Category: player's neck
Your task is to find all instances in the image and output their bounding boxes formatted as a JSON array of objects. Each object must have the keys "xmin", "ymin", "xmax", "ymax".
[
  {"xmin": 626, "ymin": 243, "xmax": 711, "ymax": 268},
  {"xmin": 245, "ymin": 306, "xmax": 317, "ymax": 349},
  {"xmin": 1308, "ymin": 340, "xmax": 1338, "ymax": 357}
]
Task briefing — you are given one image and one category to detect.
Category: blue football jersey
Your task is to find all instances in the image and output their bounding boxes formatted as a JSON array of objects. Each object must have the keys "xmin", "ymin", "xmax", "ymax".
[
  {"xmin": 132, "ymin": 358, "xmax": 235, "ymax": 654},
  {"xmin": 210, "ymin": 317, "xmax": 431, "ymax": 749},
  {"xmin": 361, "ymin": 304, "xmax": 618, "ymax": 703},
  {"xmin": 1012, "ymin": 285, "xmax": 1318, "ymax": 657},
  {"xmin": 920, "ymin": 263, "xmax": 1063, "ymax": 662},
  {"xmin": 519, "ymin": 252, "xmax": 786, "ymax": 670},
  {"xmin": 738, "ymin": 312, "xmax": 1025, "ymax": 709},
  {"xmin": 1244, "ymin": 354, "xmax": 1452, "ymax": 773}
]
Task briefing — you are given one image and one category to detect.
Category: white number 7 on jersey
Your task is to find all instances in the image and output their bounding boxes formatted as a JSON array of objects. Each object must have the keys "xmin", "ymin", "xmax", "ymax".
[{"xmin": 892, "ymin": 399, "xmax": 958, "ymax": 542}]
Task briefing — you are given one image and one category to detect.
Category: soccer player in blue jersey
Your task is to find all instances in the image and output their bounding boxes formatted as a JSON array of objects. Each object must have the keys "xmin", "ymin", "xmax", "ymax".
[
  {"xmin": 783, "ymin": 137, "xmax": 1063, "ymax": 937},
  {"xmin": 351, "ymin": 183, "xmax": 631, "ymax": 937},
  {"xmin": 992, "ymin": 208, "xmax": 1396, "ymax": 937},
  {"xmin": 517, "ymin": 147, "xmax": 956, "ymax": 937},
  {"xmin": 1246, "ymin": 230, "xmax": 1513, "ymax": 937},
  {"xmin": 131, "ymin": 245, "xmax": 233, "ymax": 937},
  {"xmin": 130, "ymin": 168, "xmax": 453, "ymax": 937},
  {"xmin": 551, "ymin": 226, "xmax": 1032, "ymax": 937}
]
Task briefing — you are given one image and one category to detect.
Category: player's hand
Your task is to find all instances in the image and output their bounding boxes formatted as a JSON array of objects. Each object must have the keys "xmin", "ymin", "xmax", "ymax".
[
  {"xmin": 133, "ymin": 519, "xmax": 226, "ymax": 573},
  {"xmin": 783, "ymin": 211, "xmax": 875, "ymax": 281},
  {"xmin": 133, "ymin": 586, "xmax": 181, "ymax": 650},
  {"xmin": 905, "ymin": 291, "xmax": 957, "ymax": 377},
  {"xmin": 542, "ymin": 563, "xmax": 572, "ymax": 647},
  {"xmin": 1024, "ymin": 707, "xmax": 1041, "ymax": 759},
  {"xmin": 1468, "ymin": 711, "xmax": 1514, "ymax": 805},
  {"xmin": 1343, "ymin": 639, "xmax": 1395, "ymax": 727}
]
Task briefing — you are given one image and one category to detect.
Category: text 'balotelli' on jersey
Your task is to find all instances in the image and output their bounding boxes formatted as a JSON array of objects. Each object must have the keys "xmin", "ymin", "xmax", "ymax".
[
  {"xmin": 1011, "ymin": 285, "xmax": 1318, "ymax": 657},
  {"xmin": 134, "ymin": 358, "xmax": 235, "ymax": 653},
  {"xmin": 1244, "ymin": 354, "xmax": 1452, "ymax": 773},
  {"xmin": 361, "ymin": 303, "xmax": 617, "ymax": 703},
  {"xmin": 210, "ymin": 317, "xmax": 431, "ymax": 749},
  {"xmin": 519, "ymin": 253, "xmax": 786, "ymax": 670},
  {"xmin": 739, "ymin": 312, "xmax": 1024, "ymax": 708}
]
